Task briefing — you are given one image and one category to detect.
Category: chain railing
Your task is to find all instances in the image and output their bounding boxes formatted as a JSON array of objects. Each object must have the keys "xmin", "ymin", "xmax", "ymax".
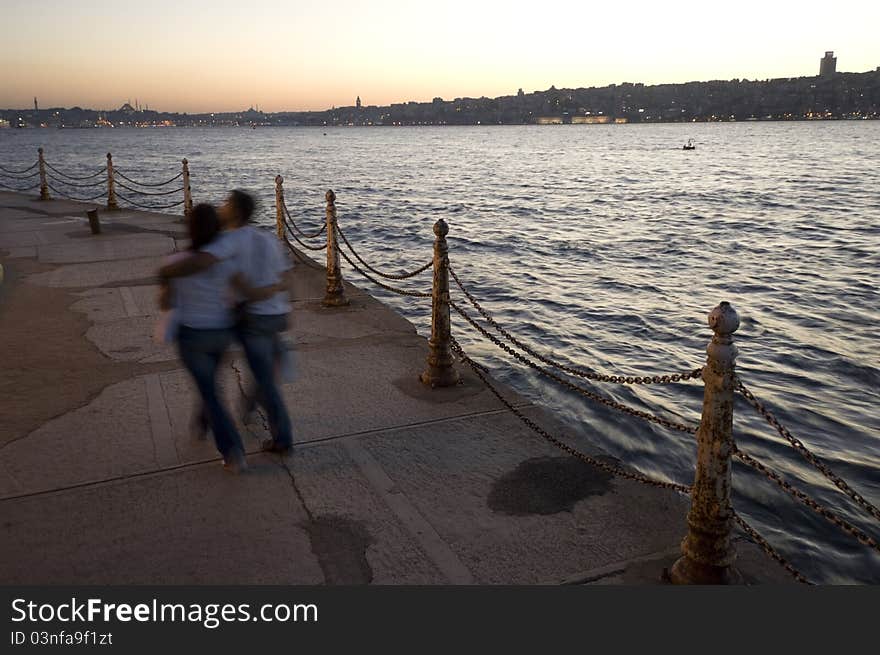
[
  {"xmin": 281, "ymin": 197, "xmax": 326, "ymax": 240},
  {"xmin": 2, "ymin": 148, "xmax": 192, "ymax": 213},
  {"xmin": 0, "ymin": 161, "xmax": 39, "ymax": 175},
  {"xmin": 336, "ymin": 222, "xmax": 433, "ymax": 281},
  {"xmin": 44, "ymin": 161, "xmax": 106, "ymax": 181},
  {"xmin": 0, "ymin": 159, "xmax": 41, "ymax": 192}
]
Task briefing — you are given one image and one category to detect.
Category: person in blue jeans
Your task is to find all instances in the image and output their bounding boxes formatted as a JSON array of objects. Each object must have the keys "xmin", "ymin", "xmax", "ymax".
[
  {"xmin": 160, "ymin": 191, "xmax": 293, "ymax": 456},
  {"xmin": 161, "ymin": 204, "xmax": 248, "ymax": 473}
]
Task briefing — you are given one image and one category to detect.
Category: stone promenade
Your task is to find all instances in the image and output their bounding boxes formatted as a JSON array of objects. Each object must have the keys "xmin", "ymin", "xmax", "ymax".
[{"xmin": 0, "ymin": 191, "xmax": 786, "ymax": 584}]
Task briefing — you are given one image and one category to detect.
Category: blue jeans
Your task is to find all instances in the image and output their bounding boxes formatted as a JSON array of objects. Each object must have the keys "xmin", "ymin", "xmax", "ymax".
[
  {"xmin": 237, "ymin": 313, "xmax": 292, "ymax": 448},
  {"xmin": 177, "ymin": 326, "xmax": 245, "ymax": 459}
]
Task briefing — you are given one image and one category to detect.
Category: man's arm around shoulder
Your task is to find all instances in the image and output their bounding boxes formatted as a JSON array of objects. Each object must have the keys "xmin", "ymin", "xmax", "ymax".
[{"xmin": 158, "ymin": 252, "xmax": 219, "ymax": 280}]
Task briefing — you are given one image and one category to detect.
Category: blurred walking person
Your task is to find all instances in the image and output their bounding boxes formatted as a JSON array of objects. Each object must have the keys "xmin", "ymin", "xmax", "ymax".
[
  {"xmin": 158, "ymin": 203, "xmax": 248, "ymax": 473},
  {"xmin": 219, "ymin": 190, "xmax": 294, "ymax": 455}
]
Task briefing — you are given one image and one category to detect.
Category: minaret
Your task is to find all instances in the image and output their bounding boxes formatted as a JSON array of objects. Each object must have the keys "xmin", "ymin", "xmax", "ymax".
[
  {"xmin": 34, "ymin": 97, "xmax": 38, "ymax": 112},
  {"xmin": 356, "ymin": 96, "xmax": 362, "ymax": 109}
]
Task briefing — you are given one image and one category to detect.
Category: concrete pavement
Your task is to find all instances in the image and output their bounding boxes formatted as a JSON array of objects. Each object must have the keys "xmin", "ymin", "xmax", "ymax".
[{"xmin": 0, "ymin": 191, "xmax": 789, "ymax": 584}]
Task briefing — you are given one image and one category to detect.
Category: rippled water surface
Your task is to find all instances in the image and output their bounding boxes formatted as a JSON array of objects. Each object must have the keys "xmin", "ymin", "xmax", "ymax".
[{"xmin": 2, "ymin": 123, "xmax": 878, "ymax": 583}]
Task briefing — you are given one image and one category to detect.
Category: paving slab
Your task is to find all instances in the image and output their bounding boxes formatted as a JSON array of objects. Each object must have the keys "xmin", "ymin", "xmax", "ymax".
[
  {"xmin": 27, "ymin": 255, "xmax": 166, "ymax": 287},
  {"xmin": 0, "ymin": 459, "xmax": 324, "ymax": 584},
  {"xmin": 38, "ymin": 232, "xmax": 175, "ymax": 264},
  {"xmin": 356, "ymin": 412, "xmax": 690, "ymax": 584},
  {"xmin": 0, "ymin": 365, "xmax": 259, "ymax": 498},
  {"xmin": 289, "ymin": 443, "xmax": 448, "ymax": 584}
]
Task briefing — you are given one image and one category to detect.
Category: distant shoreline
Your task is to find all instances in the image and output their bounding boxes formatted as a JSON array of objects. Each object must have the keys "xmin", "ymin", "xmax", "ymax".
[{"xmin": 1, "ymin": 117, "xmax": 877, "ymax": 132}]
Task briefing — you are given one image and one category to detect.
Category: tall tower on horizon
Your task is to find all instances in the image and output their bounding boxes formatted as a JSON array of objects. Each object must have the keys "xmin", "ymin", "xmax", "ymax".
[
  {"xmin": 356, "ymin": 96, "xmax": 362, "ymax": 109},
  {"xmin": 820, "ymin": 51, "xmax": 837, "ymax": 77},
  {"xmin": 34, "ymin": 97, "xmax": 38, "ymax": 112}
]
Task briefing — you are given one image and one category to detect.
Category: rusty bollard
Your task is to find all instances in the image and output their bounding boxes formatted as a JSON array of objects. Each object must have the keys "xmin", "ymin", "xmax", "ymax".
[
  {"xmin": 275, "ymin": 175, "xmax": 285, "ymax": 240},
  {"xmin": 182, "ymin": 158, "xmax": 193, "ymax": 219},
  {"xmin": 86, "ymin": 209, "xmax": 101, "ymax": 235},
  {"xmin": 106, "ymin": 153, "xmax": 118, "ymax": 210},
  {"xmin": 38, "ymin": 147, "xmax": 49, "ymax": 201},
  {"xmin": 321, "ymin": 189, "xmax": 349, "ymax": 307},
  {"xmin": 669, "ymin": 301, "xmax": 740, "ymax": 584},
  {"xmin": 420, "ymin": 219, "xmax": 460, "ymax": 388}
]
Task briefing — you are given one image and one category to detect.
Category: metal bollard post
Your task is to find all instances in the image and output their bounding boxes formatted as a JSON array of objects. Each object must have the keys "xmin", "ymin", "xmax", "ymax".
[
  {"xmin": 106, "ymin": 153, "xmax": 118, "ymax": 210},
  {"xmin": 275, "ymin": 175, "xmax": 285, "ymax": 240},
  {"xmin": 38, "ymin": 147, "xmax": 49, "ymax": 201},
  {"xmin": 669, "ymin": 301, "xmax": 740, "ymax": 584},
  {"xmin": 86, "ymin": 209, "xmax": 101, "ymax": 235},
  {"xmin": 420, "ymin": 219, "xmax": 460, "ymax": 388},
  {"xmin": 321, "ymin": 189, "xmax": 349, "ymax": 307},
  {"xmin": 182, "ymin": 158, "xmax": 193, "ymax": 219}
]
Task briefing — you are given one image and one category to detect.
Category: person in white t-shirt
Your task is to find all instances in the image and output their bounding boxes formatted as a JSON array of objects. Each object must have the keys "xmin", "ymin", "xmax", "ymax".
[{"xmin": 159, "ymin": 203, "xmax": 248, "ymax": 473}]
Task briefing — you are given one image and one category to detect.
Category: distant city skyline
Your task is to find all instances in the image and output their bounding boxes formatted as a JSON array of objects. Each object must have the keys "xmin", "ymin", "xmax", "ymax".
[{"xmin": 1, "ymin": 0, "xmax": 878, "ymax": 113}]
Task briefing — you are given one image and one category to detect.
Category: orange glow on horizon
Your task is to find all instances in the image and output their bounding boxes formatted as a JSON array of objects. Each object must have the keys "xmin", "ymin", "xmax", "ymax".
[{"xmin": 2, "ymin": 0, "xmax": 878, "ymax": 113}]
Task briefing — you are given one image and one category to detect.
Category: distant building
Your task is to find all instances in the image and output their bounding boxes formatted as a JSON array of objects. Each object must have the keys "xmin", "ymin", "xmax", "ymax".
[
  {"xmin": 356, "ymin": 96, "xmax": 362, "ymax": 109},
  {"xmin": 820, "ymin": 51, "xmax": 836, "ymax": 77},
  {"xmin": 34, "ymin": 97, "xmax": 38, "ymax": 112}
]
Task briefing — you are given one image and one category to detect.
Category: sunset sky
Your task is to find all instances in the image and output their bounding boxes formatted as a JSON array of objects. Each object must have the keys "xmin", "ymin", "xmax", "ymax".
[{"xmin": 2, "ymin": 0, "xmax": 878, "ymax": 112}]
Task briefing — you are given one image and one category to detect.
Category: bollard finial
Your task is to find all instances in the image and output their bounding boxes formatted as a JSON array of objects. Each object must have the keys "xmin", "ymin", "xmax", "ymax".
[
  {"xmin": 182, "ymin": 157, "xmax": 188, "ymax": 165},
  {"xmin": 107, "ymin": 152, "xmax": 112, "ymax": 160},
  {"xmin": 709, "ymin": 302, "xmax": 739, "ymax": 338},
  {"xmin": 275, "ymin": 174, "xmax": 283, "ymax": 185},
  {"xmin": 433, "ymin": 218, "xmax": 449, "ymax": 238},
  {"xmin": 38, "ymin": 147, "xmax": 44, "ymax": 155},
  {"xmin": 326, "ymin": 189, "xmax": 336, "ymax": 204}
]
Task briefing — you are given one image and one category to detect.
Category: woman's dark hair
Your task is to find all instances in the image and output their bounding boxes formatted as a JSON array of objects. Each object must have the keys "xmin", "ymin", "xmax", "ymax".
[
  {"xmin": 188, "ymin": 203, "xmax": 221, "ymax": 251},
  {"xmin": 228, "ymin": 189, "xmax": 256, "ymax": 224}
]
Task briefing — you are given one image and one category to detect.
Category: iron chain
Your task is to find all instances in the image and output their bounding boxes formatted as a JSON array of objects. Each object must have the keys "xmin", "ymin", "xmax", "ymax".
[
  {"xmin": 0, "ymin": 180, "xmax": 41, "ymax": 192},
  {"xmin": 449, "ymin": 264, "xmax": 702, "ymax": 386},
  {"xmin": 736, "ymin": 377, "xmax": 880, "ymax": 524},
  {"xmin": 451, "ymin": 336, "xmax": 692, "ymax": 493},
  {"xmin": 114, "ymin": 168, "xmax": 183, "ymax": 187},
  {"xmin": 44, "ymin": 161, "xmax": 106, "ymax": 180},
  {"xmin": 281, "ymin": 199, "xmax": 327, "ymax": 240},
  {"xmin": 336, "ymin": 223, "xmax": 433, "ymax": 280},
  {"xmin": 282, "ymin": 215, "xmax": 328, "ymax": 251},
  {"xmin": 0, "ymin": 168, "xmax": 40, "ymax": 180},
  {"xmin": 46, "ymin": 173, "xmax": 106, "ymax": 189},
  {"xmin": 114, "ymin": 191, "xmax": 185, "ymax": 210},
  {"xmin": 733, "ymin": 446, "xmax": 880, "ymax": 555},
  {"xmin": 114, "ymin": 178, "xmax": 184, "ymax": 196},
  {"xmin": 0, "ymin": 161, "xmax": 39, "ymax": 175},
  {"xmin": 732, "ymin": 512, "xmax": 811, "ymax": 584},
  {"xmin": 337, "ymin": 243, "xmax": 433, "ymax": 297},
  {"xmin": 45, "ymin": 183, "xmax": 108, "ymax": 202},
  {"xmin": 450, "ymin": 300, "xmax": 699, "ymax": 434}
]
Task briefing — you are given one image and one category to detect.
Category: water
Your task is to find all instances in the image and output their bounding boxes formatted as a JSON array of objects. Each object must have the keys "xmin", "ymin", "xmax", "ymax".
[{"xmin": 2, "ymin": 122, "xmax": 878, "ymax": 583}]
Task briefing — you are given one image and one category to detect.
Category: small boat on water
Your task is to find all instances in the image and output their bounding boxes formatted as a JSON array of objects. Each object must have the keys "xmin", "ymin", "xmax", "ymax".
[{"xmin": 683, "ymin": 138, "xmax": 696, "ymax": 150}]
